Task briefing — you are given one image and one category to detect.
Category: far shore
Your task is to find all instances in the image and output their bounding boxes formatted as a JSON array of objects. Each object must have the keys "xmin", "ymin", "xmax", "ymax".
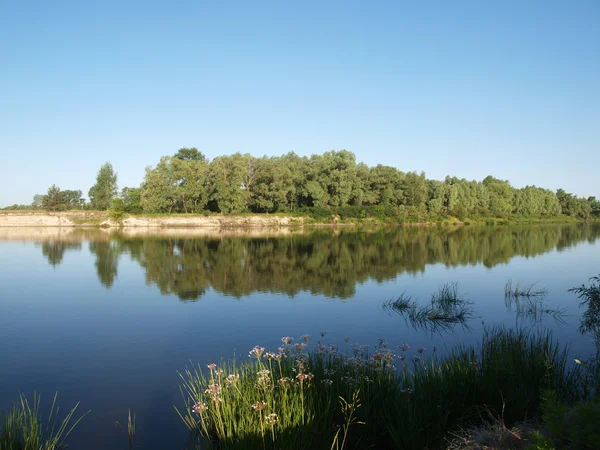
[
  {"xmin": 0, "ymin": 210, "xmax": 589, "ymax": 231},
  {"xmin": 0, "ymin": 211, "xmax": 308, "ymax": 229}
]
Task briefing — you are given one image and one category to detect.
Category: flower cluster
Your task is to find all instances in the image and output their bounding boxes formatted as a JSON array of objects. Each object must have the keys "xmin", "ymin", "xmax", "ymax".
[
  {"xmin": 252, "ymin": 401, "xmax": 267, "ymax": 412},
  {"xmin": 192, "ymin": 401, "xmax": 208, "ymax": 414},
  {"xmin": 256, "ymin": 369, "xmax": 272, "ymax": 390},
  {"xmin": 204, "ymin": 383, "xmax": 222, "ymax": 403},
  {"xmin": 225, "ymin": 374, "xmax": 239, "ymax": 385},
  {"xmin": 249, "ymin": 346, "xmax": 265, "ymax": 359},
  {"xmin": 265, "ymin": 413, "xmax": 279, "ymax": 426}
]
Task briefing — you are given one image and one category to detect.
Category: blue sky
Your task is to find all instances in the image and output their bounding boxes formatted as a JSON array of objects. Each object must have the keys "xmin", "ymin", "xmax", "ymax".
[{"xmin": 1, "ymin": 0, "xmax": 598, "ymax": 207}]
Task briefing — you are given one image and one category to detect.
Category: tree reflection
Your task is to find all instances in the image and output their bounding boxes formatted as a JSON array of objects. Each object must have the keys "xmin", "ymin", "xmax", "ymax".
[
  {"xmin": 118, "ymin": 224, "xmax": 599, "ymax": 300},
  {"xmin": 36, "ymin": 224, "xmax": 600, "ymax": 299},
  {"xmin": 89, "ymin": 241, "xmax": 119, "ymax": 288},
  {"xmin": 40, "ymin": 241, "xmax": 82, "ymax": 267}
]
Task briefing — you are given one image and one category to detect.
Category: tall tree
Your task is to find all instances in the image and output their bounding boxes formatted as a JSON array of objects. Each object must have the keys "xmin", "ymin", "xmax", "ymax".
[
  {"xmin": 88, "ymin": 162, "xmax": 118, "ymax": 210},
  {"xmin": 208, "ymin": 154, "xmax": 249, "ymax": 213},
  {"xmin": 174, "ymin": 147, "xmax": 207, "ymax": 162},
  {"xmin": 32, "ymin": 194, "xmax": 44, "ymax": 209},
  {"xmin": 121, "ymin": 187, "xmax": 142, "ymax": 213},
  {"xmin": 62, "ymin": 190, "xmax": 84, "ymax": 208},
  {"xmin": 42, "ymin": 185, "xmax": 66, "ymax": 211}
]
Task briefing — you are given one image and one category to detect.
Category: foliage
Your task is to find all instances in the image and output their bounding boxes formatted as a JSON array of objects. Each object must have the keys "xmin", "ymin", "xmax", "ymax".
[
  {"xmin": 88, "ymin": 162, "xmax": 118, "ymax": 210},
  {"xmin": 128, "ymin": 149, "xmax": 598, "ymax": 219},
  {"xmin": 540, "ymin": 390, "xmax": 600, "ymax": 449},
  {"xmin": 120, "ymin": 187, "xmax": 142, "ymax": 213},
  {"xmin": 569, "ymin": 275, "xmax": 600, "ymax": 337},
  {"xmin": 0, "ymin": 393, "xmax": 86, "ymax": 450},
  {"xmin": 38, "ymin": 186, "xmax": 83, "ymax": 212}
]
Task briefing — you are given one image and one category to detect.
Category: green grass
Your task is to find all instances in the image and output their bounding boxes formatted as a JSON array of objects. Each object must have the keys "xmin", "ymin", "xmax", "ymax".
[
  {"xmin": 175, "ymin": 328, "xmax": 577, "ymax": 450},
  {"xmin": 0, "ymin": 393, "xmax": 87, "ymax": 450}
]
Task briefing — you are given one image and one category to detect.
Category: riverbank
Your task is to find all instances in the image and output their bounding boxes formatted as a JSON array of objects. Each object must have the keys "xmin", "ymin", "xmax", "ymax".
[
  {"xmin": 1, "ymin": 328, "xmax": 598, "ymax": 450},
  {"xmin": 0, "ymin": 211, "xmax": 306, "ymax": 228},
  {"xmin": 0, "ymin": 210, "xmax": 589, "ymax": 229}
]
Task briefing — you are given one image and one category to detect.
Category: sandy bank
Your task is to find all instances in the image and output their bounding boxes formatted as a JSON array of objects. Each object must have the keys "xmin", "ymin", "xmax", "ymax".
[{"xmin": 0, "ymin": 212, "xmax": 307, "ymax": 229}]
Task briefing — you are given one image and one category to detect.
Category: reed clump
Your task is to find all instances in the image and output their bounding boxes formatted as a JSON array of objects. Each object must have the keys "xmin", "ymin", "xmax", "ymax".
[
  {"xmin": 381, "ymin": 283, "xmax": 473, "ymax": 334},
  {"xmin": 176, "ymin": 328, "xmax": 576, "ymax": 450},
  {"xmin": 0, "ymin": 393, "xmax": 87, "ymax": 450},
  {"xmin": 505, "ymin": 280, "xmax": 549, "ymax": 299}
]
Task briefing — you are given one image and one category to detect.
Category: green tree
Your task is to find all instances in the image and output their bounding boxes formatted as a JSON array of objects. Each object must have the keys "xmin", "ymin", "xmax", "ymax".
[
  {"xmin": 403, "ymin": 171, "xmax": 428, "ymax": 208},
  {"xmin": 62, "ymin": 190, "xmax": 83, "ymax": 209},
  {"xmin": 140, "ymin": 160, "xmax": 176, "ymax": 213},
  {"xmin": 174, "ymin": 147, "xmax": 207, "ymax": 162},
  {"xmin": 483, "ymin": 176, "xmax": 514, "ymax": 217},
  {"xmin": 207, "ymin": 154, "xmax": 249, "ymax": 213},
  {"xmin": 249, "ymin": 157, "xmax": 295, "ymax": 213},
  {"xmin": 589, "ymin": 197, "xmax": 600, "ymax": 217},
  {"xmin": 42, "ymin": 185, "xmax": 66, "ymax": 211},
  {"xmin": 368, "ymin": 165, "xmax": 404, "ymax": 206},
  {"xmin": 31, "ymin": 194, "xmax": 44, "ymax": 209},
  {"xmin": 88, "ymin": 162, "xmax": 118, "ymax": 210},
  {"xmin": 121, "ymin": 187, "xmax": 142, "ymax": 213}
]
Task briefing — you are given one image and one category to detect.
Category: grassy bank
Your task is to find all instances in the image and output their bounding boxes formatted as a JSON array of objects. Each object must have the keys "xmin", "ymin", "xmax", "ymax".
[
  {"xmin": 1, "ymin": 329, "xmax": 597, "ymax": 450},
  {"xmin": 175, "ymin": 328, "xmax": 594, "ymax": 450}
]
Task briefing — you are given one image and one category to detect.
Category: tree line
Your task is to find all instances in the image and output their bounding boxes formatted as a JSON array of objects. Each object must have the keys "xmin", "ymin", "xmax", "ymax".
[{"xmin": 5, "ymin": 148, "xmax": 600, "ymax": 219}]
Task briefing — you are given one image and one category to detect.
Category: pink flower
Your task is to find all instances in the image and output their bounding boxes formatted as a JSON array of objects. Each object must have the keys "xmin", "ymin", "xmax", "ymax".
[
  {"xmin": 192, "ymin": 402, "xmax": 208, "ymax": 414},
  {"xmin": 249, "ymin": 346, "xmax": 265, "ymax": 359}
]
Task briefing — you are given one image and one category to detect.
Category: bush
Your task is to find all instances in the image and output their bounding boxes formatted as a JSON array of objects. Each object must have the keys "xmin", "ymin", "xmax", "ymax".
[{"xmin": 540, "ymin": 391, "xmax": 600, "ymax": 449}]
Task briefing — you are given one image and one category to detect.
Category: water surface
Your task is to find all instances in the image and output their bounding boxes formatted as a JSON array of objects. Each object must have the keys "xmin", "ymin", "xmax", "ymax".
[{"xmin": 0, "ymin": 224, "xmax": 598, "ymax": 449}]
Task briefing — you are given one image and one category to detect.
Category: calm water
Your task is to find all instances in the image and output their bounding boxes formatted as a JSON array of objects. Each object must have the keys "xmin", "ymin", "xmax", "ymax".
[{"xmin": 0, "ymin": 224, "xmax": 599, "ymax": 449}]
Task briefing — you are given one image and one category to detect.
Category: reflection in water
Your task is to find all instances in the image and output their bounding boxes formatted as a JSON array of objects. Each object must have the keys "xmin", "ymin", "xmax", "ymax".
[
  {"xmin": 380, "ymin": 286, "xmax": 474, "ymax": 336},
  {"xmin": 34, "ymin": 223, "xmax": 600, "ymax": 300},
  {"xmin": 39, "ymin": 241, "xmax": 82, "ymax": 267},
  {"xmin": 89, "ymin": 242, "xmax": 120, "ymax": 288}
]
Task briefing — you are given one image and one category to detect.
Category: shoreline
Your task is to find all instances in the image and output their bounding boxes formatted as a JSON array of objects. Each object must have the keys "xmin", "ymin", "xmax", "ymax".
[{"xmin": 0, "ymin": 210, "xmax": 589, "ymax": 229}]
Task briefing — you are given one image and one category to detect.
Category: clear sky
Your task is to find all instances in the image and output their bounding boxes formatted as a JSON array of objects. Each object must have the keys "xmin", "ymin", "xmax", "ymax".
[{"xmin": 1, "ymin": 0, "xmax": 599, "ymax": 207}]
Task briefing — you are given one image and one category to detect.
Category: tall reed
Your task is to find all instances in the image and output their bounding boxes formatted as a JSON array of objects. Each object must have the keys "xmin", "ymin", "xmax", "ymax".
[
  {"xmin": 0, "ymin": 393, "xmax": 87, "ymax": 450},
  {"xmin": 176, "ymin": 328, "xmax": 575, "ymax": 450}
]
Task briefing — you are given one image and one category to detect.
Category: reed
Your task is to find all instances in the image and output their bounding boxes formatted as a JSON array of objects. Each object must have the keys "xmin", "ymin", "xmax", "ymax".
[
  {"xmin": 382, "ymin": 283, "xmax": 473, "ymax": 334},
  {"xmin": 505, "ymin": 280, "xmax": 549, "ymax": 298},
  {"xmin": 0, "ymin": 393, "xmax": 87, "ymax": 450},
  {"xmin": 175, "ymin": 328, "xmax": 575, "ymax": 450}
]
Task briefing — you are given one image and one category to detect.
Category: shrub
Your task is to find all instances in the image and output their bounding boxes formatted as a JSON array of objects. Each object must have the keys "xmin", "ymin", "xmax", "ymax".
[{"xmin": 540, "ymin": 391, "xmax": 600, "ymax": 449}]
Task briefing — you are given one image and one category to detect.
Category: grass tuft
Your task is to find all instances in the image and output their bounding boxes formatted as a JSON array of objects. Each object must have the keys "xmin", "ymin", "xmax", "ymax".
[
  {"xmin": 0, "ymin": 393, "xmax": 87, "ymax": 450},
  {"xmin": 505, "ymin": 280, "xmax": 549, "ymax": 299},
  {"xmin": 382, "ymin": 283, "xmax": 473, "ymax": 334}
]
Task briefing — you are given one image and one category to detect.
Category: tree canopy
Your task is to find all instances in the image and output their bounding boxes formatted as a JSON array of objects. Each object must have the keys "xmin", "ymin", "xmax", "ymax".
[
  {"xmin": 9, "ymin": 150, "xmax": 598, "ymax": 220},
  {"xmin": 88, "ymin": 162, "xmax": 118, "ymax": 210}
]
